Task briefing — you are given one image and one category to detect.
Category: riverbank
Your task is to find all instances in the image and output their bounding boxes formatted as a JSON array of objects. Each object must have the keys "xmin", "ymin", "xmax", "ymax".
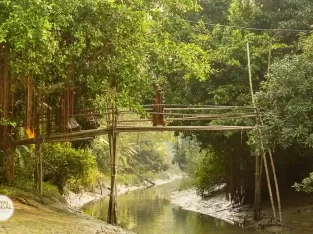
[
  {"xmin": 4, "ymin": 194, "xmax": 134, "ymax": 234},
  {"xmin": 0, "ymin": 175, "xmax": 182, "ymax": 233},
  {"xmin": 65, "ymin": 184, "xmax": 145, "ymax": 209},
  {"xmin": 170, "ymin": 187, "xmax": 313, "ymax": 233},
  {"xmin": 170, "ymin": 188, "xmax": 247, "ymax": 225},
  {"xmin": 66, "ymin": 174, "xmax": 183, "ymax": 209}
]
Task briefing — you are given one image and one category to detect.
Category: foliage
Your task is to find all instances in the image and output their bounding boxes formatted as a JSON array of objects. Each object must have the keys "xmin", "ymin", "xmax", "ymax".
[
  {"xmin": 167, "ymin": 12, "xmax": 274, "ymax": 202},
  {"xmin": 0, "ymin": 0, "xmax": 212, "ymax": 191},
  {"xmin": 15, "ymin": 145, "xmax": 35, "ymax": 181},
  {"xmin": 256, "ymin": 54, "xmax": 313, "ymax": 149},
  {"xmin": 251, "ymin": 33, "xmax": 313, "ymax": 194},
  {"xmin": 91, "ymin": 121, "xmax": 172, "ymax": 184},
  {"xmin": 2, "ymin": 0, "xmax": 313, "ymax": 202},
  {"xmin": 198, "ymin": 0, "xmax": 231, "ymax": 24},
  {"xmin": 253, "ymin": 0, "xmax": 313, "ymax": 30},
  {"xmin": 178, "ymin": 177, "xmax": 194, "ymax": 191},
  {"xmin": 293, "ymin": 173, "xmax": 313, "ymax": 193},
  {"xmin": 172, "ymin": 138, "xmax": 225, "ymax": 197},
  {"xmin": 168, "ymin": 0, "xmax": 288, "ymax": 203},
  {"xmin": 172, "ymin": 142, "xmax": 188, "ymax": 171},
  {"xmin": 193, "ymin": 151, "xmax": 225, "ymax": 197},
  {"xmin": 229, "ymin": 0, "xmax": 261, "ymax": 27},
  {"xmin": 0, "ymin": 0, "xmax": 210, "ymax": 125},
  {"xmin": 42, "ymin": 143, "xmax": 97, "ymax": 194}
]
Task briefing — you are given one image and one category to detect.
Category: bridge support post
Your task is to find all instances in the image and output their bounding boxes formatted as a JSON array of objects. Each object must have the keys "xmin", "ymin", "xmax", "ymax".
[
  {"xmin": 35, "ymin": 142, "xmax": 43, "ymax": 194},
  {"xmin": 247, "ymin": 42, "xmax": 261, "ymax": 220},
  {"xmin": 107, "ymin": 102, "xmax": 118, "ymax": 225},
  {"xmin": 254, "ymin": 152, "xmax": 261, "ymax": 220},
  {"xmin": 35, "ymin": 90, "xmax": 43, "ymax": 195}
]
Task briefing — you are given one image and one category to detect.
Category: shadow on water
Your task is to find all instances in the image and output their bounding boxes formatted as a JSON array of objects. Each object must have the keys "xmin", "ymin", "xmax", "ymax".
[{"xmin": 83, "ymin": 180, "xmax": 258, "ymax": 234}]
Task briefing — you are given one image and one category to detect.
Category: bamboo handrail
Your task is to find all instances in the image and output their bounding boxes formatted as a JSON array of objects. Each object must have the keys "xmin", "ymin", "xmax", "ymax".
[
  {"xmin": 141, "ymin": 104, "xmax": 256, "ymax": 109},
  {"xmin": 119, "ymin": 112, "xmax": 256, "ymax": 117},
  {"xmin": 2, "ymin": 125, "xmax": 254, "ymax": 146},
  {"xmin": 117, "ymin": 115, "xmax": 256, "ymax": 123}
]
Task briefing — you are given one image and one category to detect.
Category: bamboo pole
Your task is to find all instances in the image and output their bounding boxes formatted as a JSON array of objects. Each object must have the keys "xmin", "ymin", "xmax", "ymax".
[
  {"xmin": 260, "ymin": 140, "xmax": 277, "ymax": 220},
  {"xmin": 142, "ymin": 104, "xmax": 255, "ymax": 109},
  {"xmin": 119, "ymin": 111, "xmax": 256, "ymax": 116},
  {"xmin": 247, "ymin": 43, "xmax": 255, "ymax": 107},
  {"xmin": 35, "ymin": 106, "xmax": 255, "ymax": 117},
  {"xmin": 117, "ymin": 115, "xmax": 257, "ymax": 123},
  {"xmin": 35, "ymin": 87, "xmax": 43, "ymax": 195},
  {"xmin": 107, "ymin": 105, "xmax": 113, "ymax": 224},
  {"xmin": 268, "ymin": 149, "xmax": 282, "ymax": 222},
  {"xmin": 35, "ymin": 143, "xmax": 42, "ymax": 194},
  {"xmin": 121, "ymin": 113, "xmax": 257, "ymax": 118},
  {"xmin": 248, "ymin": 42, "xmax": 277, "ymax": 220},
  {"xmin": 115, "ymin": 125, "xmax": 254, "ymax": 132},
  {"xmin": 265, "ymin": 40, "xmax": 282, "ymax": 223},
  {"xmin": 259, "ymin": 156, "xmax": 263, "ymax": 203},
  {"xmin": 0, "ymin": 125, "xmax": 255, "ymax": 146},
  {"xmin": 40, "ymin": 137, "xmax": 93, "ymax": 143},
  {"xmin": 248, "ymin": 42, "xmax": 261, "ymax": 220},
  {"xmin": 144, "ymin": 107, "xmax": 256, "ymax": 111},
  {"xmin": 107, "ymin": 97, "xmax": 118, "ymax": 224}
]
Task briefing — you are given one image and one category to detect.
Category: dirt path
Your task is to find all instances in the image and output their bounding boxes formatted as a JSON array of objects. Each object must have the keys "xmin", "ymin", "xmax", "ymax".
[{"xmin": 0, "ymin": 199, "xmax": 134, "ymax": 234}]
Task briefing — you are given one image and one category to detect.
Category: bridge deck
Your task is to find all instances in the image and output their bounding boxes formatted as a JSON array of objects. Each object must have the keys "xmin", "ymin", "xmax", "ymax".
[{"xmin": 3, "ymin": 125, "xmax": 254, "ymax": 146}]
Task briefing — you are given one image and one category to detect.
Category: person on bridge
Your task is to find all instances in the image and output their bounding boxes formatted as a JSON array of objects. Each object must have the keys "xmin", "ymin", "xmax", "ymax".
[{"xmin": 152, "ymin": 86, "xmax": 166, "ymax": 126}]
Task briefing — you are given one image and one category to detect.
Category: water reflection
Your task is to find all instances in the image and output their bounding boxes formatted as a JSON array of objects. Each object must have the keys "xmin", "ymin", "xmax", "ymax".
[{"xmin": 83, "ymin": 181, "xmax": 258, "ymax": 234}]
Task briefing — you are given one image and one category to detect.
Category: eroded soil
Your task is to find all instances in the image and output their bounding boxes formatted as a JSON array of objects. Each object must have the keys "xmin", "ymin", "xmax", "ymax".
[
  {"xmin": 171, "ymin": 188, "xmax": 313, "ymax": 234},
  {"xmin": 0, "ymin": 198, "xmax": 133, "ymax": 234}
]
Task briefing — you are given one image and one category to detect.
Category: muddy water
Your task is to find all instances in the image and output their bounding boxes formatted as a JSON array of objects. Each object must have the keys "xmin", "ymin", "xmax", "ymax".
[{"xmin": 83, "ymin": 181, "xmax": 259, "ymax": 234}]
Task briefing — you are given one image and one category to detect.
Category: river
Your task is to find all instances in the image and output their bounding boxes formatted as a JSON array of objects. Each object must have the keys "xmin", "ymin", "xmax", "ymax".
[{"xmin": 83, "ymin": 180, "xmax": 259, "ymax": 234}]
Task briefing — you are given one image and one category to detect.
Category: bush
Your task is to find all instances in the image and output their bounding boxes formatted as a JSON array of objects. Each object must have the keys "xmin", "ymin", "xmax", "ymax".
[
  {"xmin": 178, "ymin": 177, "xmax": 194, "ymax": 191},
  {"xmin": 14, "ymin": 145, "xmax": 36, "ymax": 183},
  {"xmin": 293, "ymin": 173, "xmax": 313, "ymax": 193},
  {"xmin": 117, "ymin": 174, "xmax": 141, "ymax": 186},
  {"xmin": 42, "ymin": 143, "xmax": 97, "ymax": 194},
  {"xmin": 193, "ymin": 152, "xmax": 225, "ymax": 197}
]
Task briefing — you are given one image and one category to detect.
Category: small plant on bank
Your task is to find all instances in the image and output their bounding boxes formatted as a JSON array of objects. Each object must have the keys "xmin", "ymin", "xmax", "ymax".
[{"xmin": 293, "ymin": 173, "xmax": 313, "ymax": 193}]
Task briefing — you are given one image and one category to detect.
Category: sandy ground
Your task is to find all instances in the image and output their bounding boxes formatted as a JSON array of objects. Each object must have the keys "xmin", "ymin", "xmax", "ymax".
[
  {"xmin": 0, "ymin": 198, "xmax": 134, "ymax": 234},
  {"xmin": 0, "ymin": 175, "xmax": 183, "ymax": 234}
]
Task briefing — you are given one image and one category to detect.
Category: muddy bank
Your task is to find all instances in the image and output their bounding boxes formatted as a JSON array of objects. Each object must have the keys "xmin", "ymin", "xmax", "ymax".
[
  {"xmin": 66, "ymin": 174, "xmax": 183, "ymax": 209},
  {"xmin": 5, "ymin": 196, "xmax": 134, "ymax": 234},
  {"xmin": 170, "ymin": 188, "xmax": 247, "ymax": 225},
  {"xmin": 171, "ymin": 187, "xmax": 313, "ymax": 233},
  {"xmin": 65, "ymin": 184, "xmax": 144, "ymax": 209}
]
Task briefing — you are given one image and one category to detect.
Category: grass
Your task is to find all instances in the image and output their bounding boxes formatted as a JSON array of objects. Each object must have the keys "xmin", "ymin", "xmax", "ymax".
[
  {"xmin": 0, "ymin": 180, "xmax": 64, "ymax": 204},
  {"xmin": 178, "ymin": 177, "xmax": 194, "ymax": 191}
]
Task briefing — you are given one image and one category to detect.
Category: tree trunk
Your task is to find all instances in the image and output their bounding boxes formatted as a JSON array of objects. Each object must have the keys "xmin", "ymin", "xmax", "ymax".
[{"xmin": 1, "ymin": 43, "xmax": 15, "ymax": 184}]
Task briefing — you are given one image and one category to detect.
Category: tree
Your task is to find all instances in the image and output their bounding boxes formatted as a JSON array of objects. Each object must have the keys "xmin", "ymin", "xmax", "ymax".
[
  {"xmin": 0, "ymin": 0, "xmax": 211, "ymax": 185},
  {"xmin": 256, "ymin": 54, "xmax": 313, "ymax": 148},
  {"xmin": 251, "ymin": 33, "xmax": 313, "ymax": 195}
]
